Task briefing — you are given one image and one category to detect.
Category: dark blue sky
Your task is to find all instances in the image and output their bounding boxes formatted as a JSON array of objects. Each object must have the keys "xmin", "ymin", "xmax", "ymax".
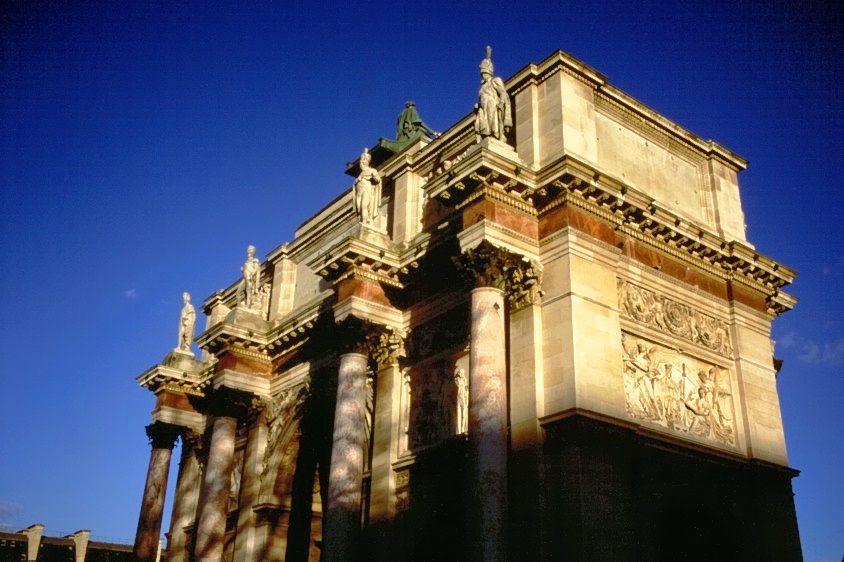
[{"xmin": 1, "ymin": 1, "xmax": 841, "ymax": 559}]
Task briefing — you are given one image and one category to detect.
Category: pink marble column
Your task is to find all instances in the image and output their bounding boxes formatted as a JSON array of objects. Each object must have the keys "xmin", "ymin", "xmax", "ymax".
[
  {"xmin": 166, "ymin": 432, "xmax": 201, "ymax": 562},
  {"xmin": 194, "ymin": 414, "xmax": 237, "ymax": 562},
  {"xmin": 469, "ymin": 286, "xmax": 508, "ymax": 562},
  {"xmin": 134, "ymin": 423, "xmax": 181, "ymax": 562},
  {"xmin": 323, "ymin": 352, "xmax": 368, "ymax": 562}
]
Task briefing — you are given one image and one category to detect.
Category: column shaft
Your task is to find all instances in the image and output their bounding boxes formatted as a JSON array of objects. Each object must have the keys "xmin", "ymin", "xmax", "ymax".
[
  {"xmin": 134, "ymin": 424, "xmax": 179, "ymax": 562},
  {"xmin": 195, "ymin": 415, "xmax": 238, "ymax": 562},
  {"xmin": 166, "ymin": 436, "xmax": 201, "ymax": 562},
  {"xmin": 469, "ymin": 286, "xmax": 508, "ymax": 562},
  {"xmin": 323, "ymin": 352, "xmax": 368, "ymax": 562}
]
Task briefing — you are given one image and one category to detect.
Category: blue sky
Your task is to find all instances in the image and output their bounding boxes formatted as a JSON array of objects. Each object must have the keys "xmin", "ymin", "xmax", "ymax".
[{"xmin": 1, "ymin": 0, "xmax": 841, "ymax": 559}]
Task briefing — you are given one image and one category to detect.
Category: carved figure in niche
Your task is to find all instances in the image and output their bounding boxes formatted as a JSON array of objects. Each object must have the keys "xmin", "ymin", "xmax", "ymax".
[
  {"xmin": 455, "ymin": 368, "xmax": 469, "ymax": 435},
  {"xmin": 240, "ymin": 245, "xmax": 261, "ymax": 309},
  {"xmin": 363, "ymin": 375, "xmax": 375, "ymax": 472},
  {"xmin": 177, "ymin": 292, "xmax": 196, "ymax": 352},
  {"xmin": 474, "ymin": 46, "xmax": 512, "ymax": 144},
  {"xmin": 229, "ymin": 449, "xmax": 244, "ymax": 508},
  {"xmin": 353, "ymin": 148, "xmax": 382, "ymax": 226}
]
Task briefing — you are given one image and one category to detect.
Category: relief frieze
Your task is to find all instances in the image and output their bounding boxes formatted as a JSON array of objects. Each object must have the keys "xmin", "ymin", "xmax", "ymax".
[
  {"xmin": 618, "ymin": 278, "xmax": 732, "ymax": 357},
  {"xmin": 622, "ymin": 332, "xmax": 736, "ymax": 447}
]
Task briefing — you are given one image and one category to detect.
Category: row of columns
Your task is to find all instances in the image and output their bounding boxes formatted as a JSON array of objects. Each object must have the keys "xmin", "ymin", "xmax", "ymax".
[{"xmin": 134, "ymin": 242, "xmax": 528, "ymax": 562}]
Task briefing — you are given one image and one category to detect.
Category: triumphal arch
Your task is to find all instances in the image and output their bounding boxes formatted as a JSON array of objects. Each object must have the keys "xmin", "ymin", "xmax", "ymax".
[{"xmin": 133, "ymin": 48, "xmax": 802, "ymax": 561}]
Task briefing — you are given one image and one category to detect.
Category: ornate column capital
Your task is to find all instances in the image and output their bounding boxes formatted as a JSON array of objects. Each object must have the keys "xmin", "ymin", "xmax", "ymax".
[
  {"xmin": 335, "ymin": 317, "xmax": 388, "ymax": 358},
  {"xmin": 453, "ymin": 240, "xmax": 543, "ymax": 309},
  {"xmin": 371, "ymin": 327, "xmax": 409, "ymax": 369},
  {"xmin": 145, "ymin": 422, "xmax": 183, "ymax": 450}
]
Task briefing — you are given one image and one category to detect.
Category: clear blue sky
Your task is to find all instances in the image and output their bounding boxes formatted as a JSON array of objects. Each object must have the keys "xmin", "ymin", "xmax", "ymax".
[{"xmin": 1, "ymin": 0, "xmax": 841, "ymax": 559}]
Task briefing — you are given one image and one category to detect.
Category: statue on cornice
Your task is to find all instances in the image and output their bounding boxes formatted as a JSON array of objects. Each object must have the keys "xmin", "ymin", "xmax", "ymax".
[
  {"xmin": 177, "ymin": 292, "xmax": 196, "ymax": 352},
  {"xmin": 353, "ymin": 148, "xmax": 382, "ymax": 226},
  {"xmin": 379, "ymin": 102, "xmax": 438, "ymax": 153},
  {"xmin": 240, "ymin": 245, "xmax": 261, "ymax": 310},
  {"xmin": 474, "ymin": 46, "xmax": 512, "ymax": 144}
]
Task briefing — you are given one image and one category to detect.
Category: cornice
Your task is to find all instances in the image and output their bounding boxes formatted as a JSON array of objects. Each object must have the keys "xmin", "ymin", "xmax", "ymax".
[{"xmin": 137, "ymin": 360, "xmax": 205, "ymax": 396}]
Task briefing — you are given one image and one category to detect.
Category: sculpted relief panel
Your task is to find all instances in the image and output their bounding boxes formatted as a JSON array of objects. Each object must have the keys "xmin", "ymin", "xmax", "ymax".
[
  {"xmin": 618, "ymin": 279, "xmax": 733, "ymax": 357},
  {"xmin": 622, "ymin": 332, "xmax": 736, "ymax": 446}
]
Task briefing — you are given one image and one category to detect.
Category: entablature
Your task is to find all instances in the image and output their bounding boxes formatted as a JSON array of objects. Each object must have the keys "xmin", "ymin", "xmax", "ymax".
[{"xmin": 137, "ymin": 363, "xmax": 205, "ymax": 397}]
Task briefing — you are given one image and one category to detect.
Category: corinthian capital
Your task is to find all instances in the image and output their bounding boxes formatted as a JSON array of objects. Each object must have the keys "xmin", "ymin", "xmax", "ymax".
[
  {"xmin": 453, "ymin": 241, "xmax": 543, "ymax": 309},
  {"xmin": 371, "ymin": 327, "xmax": 409, "ymax": 368},
  {"xmin": 453, "ymin": 240, "xmax": 515, "ymax": 290},
  {"xmin": 145, "ymin": 422, "xmax": 183, "ymax": 450}
]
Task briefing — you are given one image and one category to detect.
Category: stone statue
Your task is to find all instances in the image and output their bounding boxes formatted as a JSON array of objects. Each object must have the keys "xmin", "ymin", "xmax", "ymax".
[
  {"xmin": 474, "ymin": 46, "xmax": 512, "ymax": 144},
  {"xmin": 353, "ymin": 148, "xmax": 382, "ymax": 226},
  {"xmin": 240, "ymin": 245, "xmax": 261, "ymax": 309},
  {"xmin": 177, "ymin": 292, "xmax": 196, "ymax": 352},
  {"xmin": 455, "ymin": 367, "xmax": 469, "ymax": 435}
]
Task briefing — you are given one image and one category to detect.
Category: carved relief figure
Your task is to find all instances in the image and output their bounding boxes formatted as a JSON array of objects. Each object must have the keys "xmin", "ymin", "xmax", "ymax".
[
  {"xmin": 618, "ymin": 279, "xmax": 734, "ymax": 358},
  {"xmin": 363, "ymin": 375, "xmax": 375, "ymax": 473},
  {"xmin": 400, "ymin": 369, "xmax": 411, "ymax": 454},
  {"xmin": 353, "ymin": 148, "xmax": 382, "ymax": 226},
  {"xmin": 177, "ymin": 292, "xmax": 196, "ymax": 352},
  {"xmin": 240, "ymin": 245, "xmax": 261, "ymax": 309},
  {"xmin": 455, "ymin": 367, "xmax": 469, "ymax": 435},
  {"xmin": 474, "ymin": 46, "xmax": 512, "ymax": 144},
  {"xmin": 622, "ymin": 332, "xmax": 736, "ymax": 446}
]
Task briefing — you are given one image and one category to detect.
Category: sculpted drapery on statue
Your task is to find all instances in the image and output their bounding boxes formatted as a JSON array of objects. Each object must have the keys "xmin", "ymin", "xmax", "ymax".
[
  {"xmin": 398, "ymin": 101, "xmax": 436, "ymax": 142},
  {"xmin": 474, "ymin": 46, "xmax": 512, "ymax": 144},
  {"xmin": 379, "ymin": 101, "xmax": 438, "ymax": 153},
  {"xmin": 177, "ymin": 292, "xmax": 196, "ymax": 352},
  {"xmin": 353, "ymin": 148, "xmax": 382, "ymax": 226}
]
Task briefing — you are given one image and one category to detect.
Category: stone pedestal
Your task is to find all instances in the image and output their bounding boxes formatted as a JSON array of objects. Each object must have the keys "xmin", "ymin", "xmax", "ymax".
[
  {"xmin": 194, "ymin": 415, "xmax": 238, "ymax": 562},
  {"xmin": 134, "ymin": 422, "xmax": 181, "ymax": 562},
  {"xmin": 469, "ymin": 286, "xmax": 508, "ymax": 562},
  {"xmin": 323, "ymin": 352, "xmax": 369, "ymax": 562}
]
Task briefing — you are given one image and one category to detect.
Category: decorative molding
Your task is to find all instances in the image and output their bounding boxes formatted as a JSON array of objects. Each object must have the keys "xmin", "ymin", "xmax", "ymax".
[{"xmin": 618, "ymin": 279, "xmax": 733, "ymax": 358}]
